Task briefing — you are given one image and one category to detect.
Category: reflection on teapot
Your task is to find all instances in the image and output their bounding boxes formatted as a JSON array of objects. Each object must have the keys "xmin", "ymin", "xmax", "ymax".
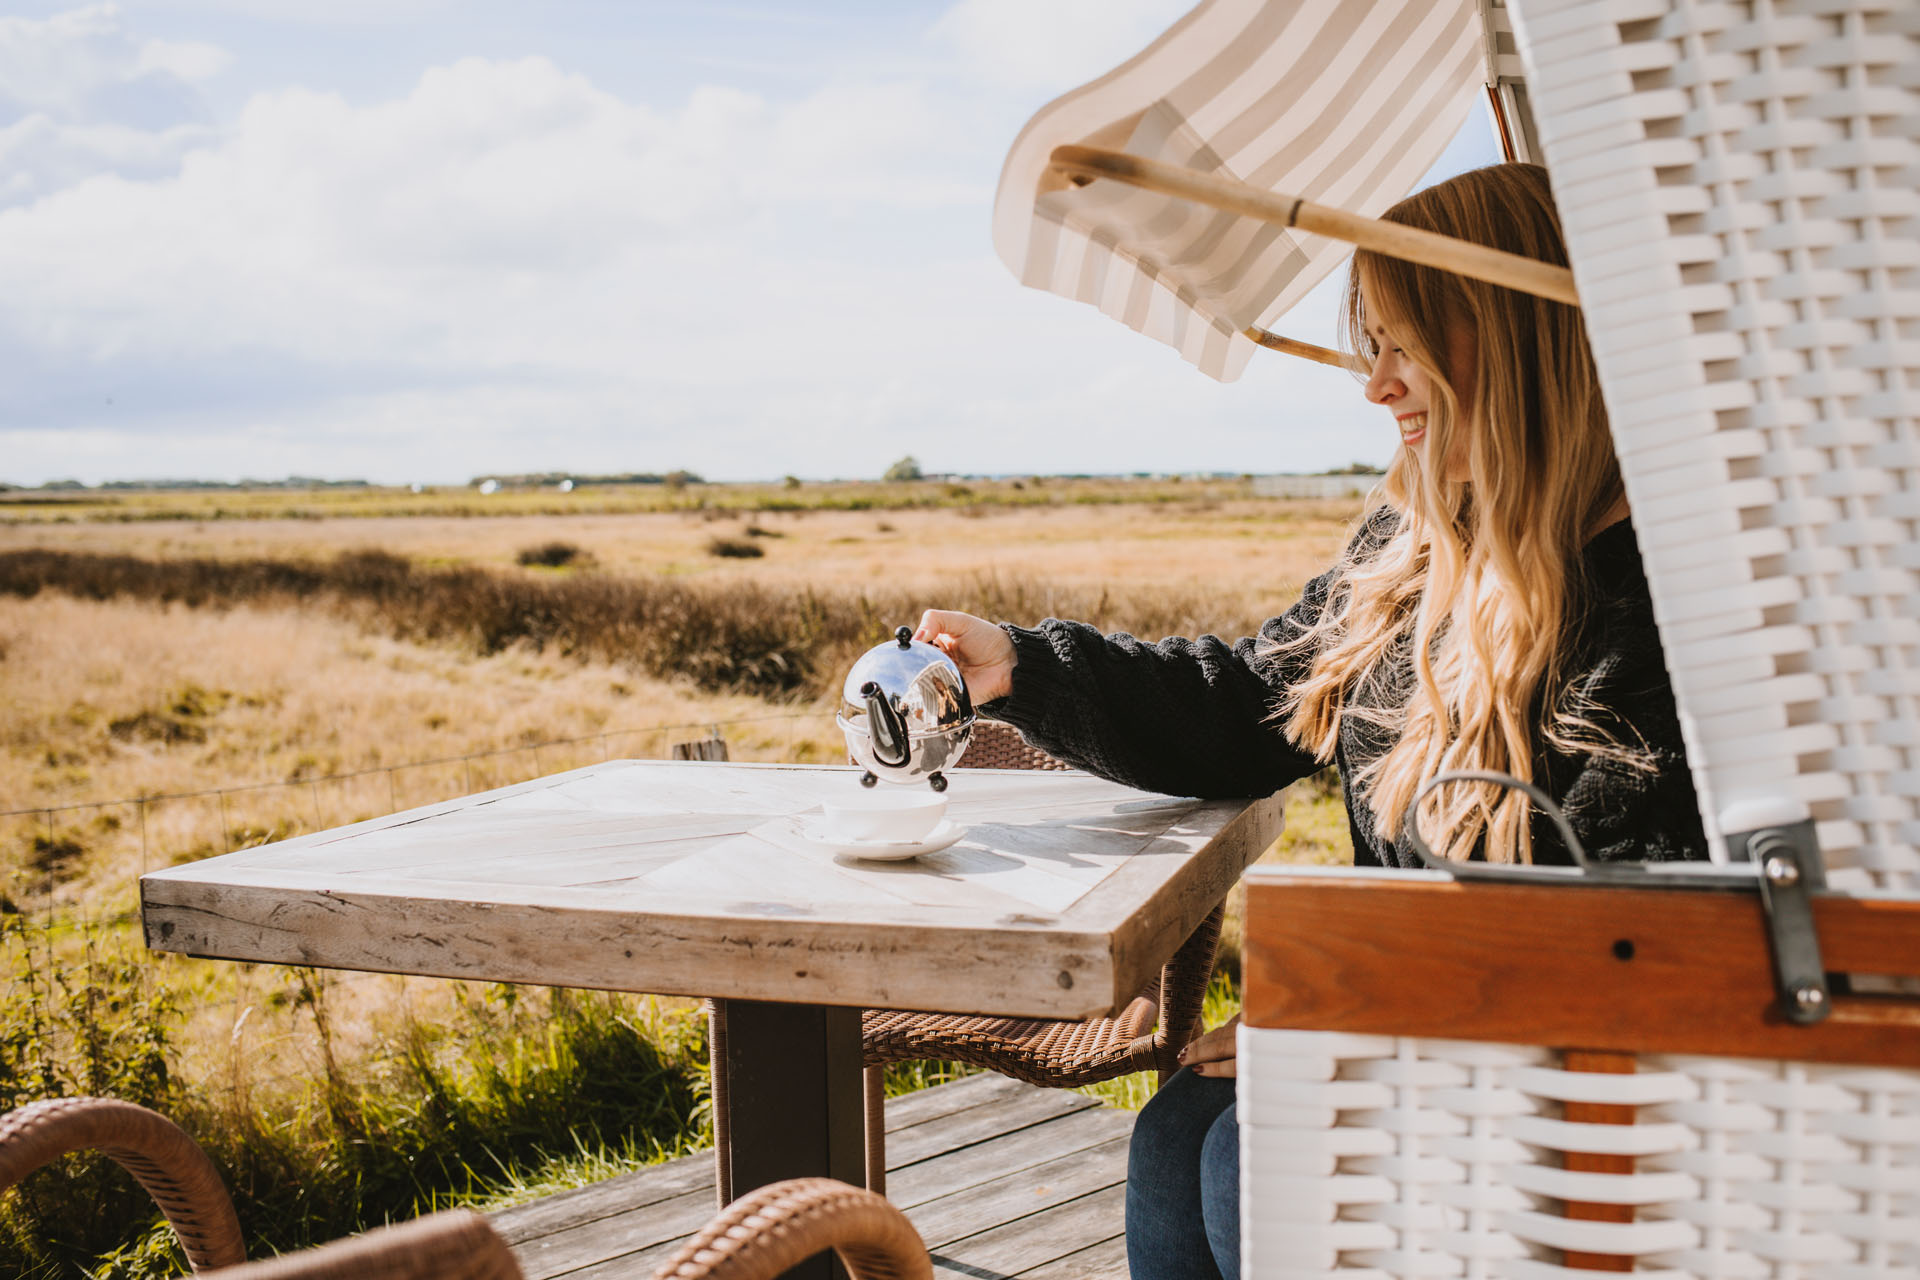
[{"xmin": 837, "ymin": 626, "xmax": 976, "ymax": 790}]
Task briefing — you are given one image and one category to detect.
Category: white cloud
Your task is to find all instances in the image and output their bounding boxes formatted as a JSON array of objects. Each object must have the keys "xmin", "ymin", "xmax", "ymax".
[
  {"xmin": 0, "ymin": 53, "xmax": 988, "ymax": 363},
  {"xmin": 0, "ymin": 5, "xmax": 226, "ymax": 206},
  {"xmin": 0, "ymin": 46, "xmax": 1056, "ymax": 482},
  {"xmin": 0, "ymin": 1, "xmax": 1412, "ymax": 487},
  {"xmin": 134, "ymin": 37, "xmax": 231, "ymax": 84},
  {"xmin": 929, "ymin": 0, "xmax": 1195, "ymax": 93}
]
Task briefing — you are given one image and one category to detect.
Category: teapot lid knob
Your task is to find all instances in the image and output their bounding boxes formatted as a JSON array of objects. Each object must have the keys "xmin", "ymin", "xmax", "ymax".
[{"xmin": 894, "ymin": 625, "xmax": 913, "ymax": 648}]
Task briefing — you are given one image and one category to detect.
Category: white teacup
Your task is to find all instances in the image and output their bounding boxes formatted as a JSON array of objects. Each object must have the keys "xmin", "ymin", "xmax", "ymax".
[{"xmin": 821, "ymin": 790, "xmax": 948, "ymax": 844}]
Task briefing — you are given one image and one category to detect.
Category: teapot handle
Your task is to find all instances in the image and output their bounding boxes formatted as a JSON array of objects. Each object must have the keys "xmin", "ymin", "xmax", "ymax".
[{"xmin": 860, "ymin": 681, "xmax": 912, "ymax": 768}]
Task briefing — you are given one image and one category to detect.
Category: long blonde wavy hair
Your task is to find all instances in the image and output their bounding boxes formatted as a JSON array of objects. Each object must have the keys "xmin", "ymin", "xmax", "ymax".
[{"xmin": 1281, "ymin": 163, "xmax": 1635, "ymax": 863}]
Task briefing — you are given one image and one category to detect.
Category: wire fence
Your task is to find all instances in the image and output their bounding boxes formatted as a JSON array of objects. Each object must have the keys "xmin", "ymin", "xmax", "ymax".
[
  {"xmin": 9, "ymin": 707, "xmax": 841, "ymax": 917},
  {"xmin": 3, "ymin": 708, "xmax": 840, "ymax": 1097},
  {"xmin": 3, "ymin": 708, "xmax": 839, "ymax": 823}
]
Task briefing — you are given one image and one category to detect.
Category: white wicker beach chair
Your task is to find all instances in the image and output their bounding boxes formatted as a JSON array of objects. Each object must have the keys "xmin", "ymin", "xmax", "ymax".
[
  {"xmin": 992, "ymin": 0, "xmax": 1919, "ymax": 1272},
  {"xmin": 1238, "ymin": 1, "xmax": 1920, "ymax": 1273}
]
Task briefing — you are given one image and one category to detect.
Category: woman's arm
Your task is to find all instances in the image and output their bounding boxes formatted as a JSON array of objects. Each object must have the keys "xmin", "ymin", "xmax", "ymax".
[
  {"xmin": 979, "ymin": 603, "xmax": 1326, "ymax": 799},
  {"xmin": 918, "ymin": 594, "xmax": 1331, "ymax": 799},
  {"xmin": 919, "ymin": 508, "xmax": 1395, "ymax": 801}
]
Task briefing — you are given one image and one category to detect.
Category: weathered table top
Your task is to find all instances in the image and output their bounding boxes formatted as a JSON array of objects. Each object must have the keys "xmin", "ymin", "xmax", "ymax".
[{"xmin": 140, "ymin": 760, "xmax": 1284, "ymax": 1019}]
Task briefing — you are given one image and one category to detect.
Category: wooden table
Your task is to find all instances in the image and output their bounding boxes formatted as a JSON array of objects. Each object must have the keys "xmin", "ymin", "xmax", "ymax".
[{"xmin": 141, "ymin": 760, "xmax": 1283, "ymax": 1269}]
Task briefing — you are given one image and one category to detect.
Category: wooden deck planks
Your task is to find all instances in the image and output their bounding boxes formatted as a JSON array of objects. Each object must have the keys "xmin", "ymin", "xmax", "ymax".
[
  {"xmin": 932, "ymin": 1185, "xmax": 1128, "ymax": 1279},
  {"xmin": 490, "ymin": 1075, "xmax": 1137, "ymax": 1280}
]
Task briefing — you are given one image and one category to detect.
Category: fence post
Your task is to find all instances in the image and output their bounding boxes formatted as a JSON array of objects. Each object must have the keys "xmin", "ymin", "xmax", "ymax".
[{"xmin": 671, "ymin": 735, "xmax": 730, "ymax": 762}]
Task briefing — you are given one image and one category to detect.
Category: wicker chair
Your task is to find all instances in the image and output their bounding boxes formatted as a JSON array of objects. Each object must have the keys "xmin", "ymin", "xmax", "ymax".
[
  {"xmin": 1233, "ymin": 0, "xmax": 1920, "ymax": 1267},
  {"xmin": 0, "ymin": 1096, "xmax": 248, "ymax": 1273},
  {"xmin": 948, "ymin": 719, "xmax": 1074, "ymax": 772},
  {"xmin": 708, "ymin": 719, "xmax": 1229, "ymax": 1200},
  {"xmin": 0, "ymin": 1097, "xmax": 929, "ymax": 1280},
  {"xmin": 861, "ymin": 719, "xmax": 1225, "ymax": 1195},
  {"xmin": 982, "ymin": 0, "xmax": 1920, "ymax": 1271},
  {"xmin": 0, "ymin": 1096, "xmax": 518, "ymax": 1279},
  {"xmin": 653, "ymin": 1177, "xmax": 931, "ymax": 1280}
]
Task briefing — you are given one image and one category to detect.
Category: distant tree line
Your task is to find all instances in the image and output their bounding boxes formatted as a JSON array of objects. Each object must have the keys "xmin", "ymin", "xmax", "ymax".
[
  {"xmin": 469, "ymin": 471, "xmax": 704, "ymax": 489},
  {"xmin": 2, "ymin": 477, "xmax": 373, "ymax": 492}
]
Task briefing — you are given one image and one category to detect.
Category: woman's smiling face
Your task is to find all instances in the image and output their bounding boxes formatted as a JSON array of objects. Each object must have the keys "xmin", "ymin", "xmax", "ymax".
[{"xmin": 1359, "ymin": 281, "xmax": 1477, "ymax": 480}]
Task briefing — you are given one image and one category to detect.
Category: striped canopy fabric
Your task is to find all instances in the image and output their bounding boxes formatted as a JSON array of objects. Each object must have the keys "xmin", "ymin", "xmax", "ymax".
[{"xmin": 992, "ymin": 0, "xmax": 1505, "ymax": 381}]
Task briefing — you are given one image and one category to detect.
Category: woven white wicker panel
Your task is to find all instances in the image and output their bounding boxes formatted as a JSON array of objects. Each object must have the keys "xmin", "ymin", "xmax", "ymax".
[
  {"xmin": 1241, "ymin": 1025, "xmax": 1920, "ymax": 1277},
  {"xmin": 1636, "ymin": 1054, "xmax": 1920, "ymax": 1276},
  {"xmin": 1504, "ymin": 0, "xmax": 1920, "ymax": 889}
]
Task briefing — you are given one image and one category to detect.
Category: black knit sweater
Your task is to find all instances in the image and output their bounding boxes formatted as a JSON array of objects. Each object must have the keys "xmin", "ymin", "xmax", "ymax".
[{"xmin": 982, "ymin": 511, "xmax": 1708, "ymax": 867}]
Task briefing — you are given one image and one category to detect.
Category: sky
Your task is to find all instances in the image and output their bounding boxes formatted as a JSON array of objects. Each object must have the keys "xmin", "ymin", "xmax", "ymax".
[{"xmin": 0, "ymin": 2, "xmax": 1502, "ymax": 486}]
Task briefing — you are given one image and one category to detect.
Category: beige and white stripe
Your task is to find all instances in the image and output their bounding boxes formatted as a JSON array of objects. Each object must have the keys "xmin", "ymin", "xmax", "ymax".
[{"xmin": 992, "ymin": 0, "xmax": 1489, "ymax": 381}]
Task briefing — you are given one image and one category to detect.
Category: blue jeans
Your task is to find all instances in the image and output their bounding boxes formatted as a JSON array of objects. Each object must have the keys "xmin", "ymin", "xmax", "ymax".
[{"xmin": 1126, "ymin": 1067, "xmax": 1239, "ymax": 1280}]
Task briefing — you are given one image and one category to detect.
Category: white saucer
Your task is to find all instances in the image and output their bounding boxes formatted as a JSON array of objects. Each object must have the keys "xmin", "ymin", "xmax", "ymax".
[{"xmin": 796, "ymin": 818, "xmax": 966, "ymax": 861}]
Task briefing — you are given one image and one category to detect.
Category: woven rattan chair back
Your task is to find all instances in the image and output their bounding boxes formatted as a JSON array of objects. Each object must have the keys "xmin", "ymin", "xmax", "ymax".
[
  {"xmin": 653, "ymin": 1177, "xmax": 931, "ymax": 1280},
  {"xmin": 207, "ymin": 1212, "xmax": 523, "ymax": 1280},
  {"xmin": 954, "ymin": 720, "xmax": 1074, "ymax": 772},
  {"xmin": 0, "ymin": 1096, "xmax": 247, "ymax": 1272},
  {"xmin": 0, "ymin": 1096, "xmax": 525, "ymax": 1279}
]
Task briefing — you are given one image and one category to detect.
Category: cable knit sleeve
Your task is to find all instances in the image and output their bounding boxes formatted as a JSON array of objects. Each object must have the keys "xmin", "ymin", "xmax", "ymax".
[
  {"xmin": 980, "ymin": 605, "xmax": 1322, "ymax": 799},
  {"xmin": 976, "ymin": 511, "xmax": 1398, "ymax": 799}
]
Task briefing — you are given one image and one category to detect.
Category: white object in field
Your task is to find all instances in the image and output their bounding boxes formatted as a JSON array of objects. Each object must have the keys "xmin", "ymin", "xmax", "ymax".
[
  {"xmin": 1509, "ymin": 0, "xmax": 1920, "ymax": 889},
  {"xmin": 1239, "ymin": 1023, "xmax": 1920, "ymax": 1278}
]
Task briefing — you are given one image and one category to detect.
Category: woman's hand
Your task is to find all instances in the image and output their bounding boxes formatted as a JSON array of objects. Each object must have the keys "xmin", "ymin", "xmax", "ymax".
[
  {"xmin": 1178, "ymin": 1013, "xmax": 1240, "ymax": 1078},
  {"xmin": 914, "ymin": 610, "xmax": 1017, "ymax": 704}
]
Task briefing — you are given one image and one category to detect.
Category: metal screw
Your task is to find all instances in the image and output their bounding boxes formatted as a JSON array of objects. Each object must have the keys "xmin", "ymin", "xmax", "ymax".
[
  {"xmin": 1794, "ymin": 985, "xmax": 1825, "ymax": 1011},
  {"xmin": 1764, "ymin": 856, "xmax": 1800, "ymax": 886}
]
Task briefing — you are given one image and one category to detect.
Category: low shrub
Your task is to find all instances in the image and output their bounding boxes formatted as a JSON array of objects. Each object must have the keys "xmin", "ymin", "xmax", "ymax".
[
  {"xmin": 515, "ymin": 542, "xmax": 591, "ymax": 568},
  {"xmin": 705, "ymin": 537, "xmax": 764, "ymax": 559},
  {"xmin": 0, "ymin": 550, "xmax": 1261, "ymax": 703}
]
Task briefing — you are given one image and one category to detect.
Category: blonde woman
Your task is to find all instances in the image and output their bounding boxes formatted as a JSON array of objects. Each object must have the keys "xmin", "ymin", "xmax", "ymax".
[{"xmin": 914, "ymin": 163, "xmax": 1706, "ymax": 1280}]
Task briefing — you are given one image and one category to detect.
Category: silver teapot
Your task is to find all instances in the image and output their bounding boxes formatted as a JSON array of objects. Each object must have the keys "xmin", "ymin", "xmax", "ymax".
[{"xmin": 837, "ymin": 626, "xmax": 975, "ymax": 790}]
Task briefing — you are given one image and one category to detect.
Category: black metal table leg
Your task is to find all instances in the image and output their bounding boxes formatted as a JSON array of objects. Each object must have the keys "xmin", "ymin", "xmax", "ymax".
[{"xmin": 717, "ymin": 999, "xmax": 866, "ymax": 1280}]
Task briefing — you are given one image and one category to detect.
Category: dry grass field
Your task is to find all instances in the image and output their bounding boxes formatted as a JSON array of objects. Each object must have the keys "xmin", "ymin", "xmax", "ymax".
[
  {"xmin": 2, "ymin": 486, "xmax": 1364, "ymax": 1030},
  {"xmin": 0, "ymin": 485, "xmax": 1365, "ymax": 1272},
  {"xmin": 0, "ymin": 493, "xmax": 1359, "ymax": 609}
]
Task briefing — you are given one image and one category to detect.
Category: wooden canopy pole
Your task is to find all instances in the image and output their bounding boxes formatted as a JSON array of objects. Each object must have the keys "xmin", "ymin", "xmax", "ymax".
[
  {"xmin": 1243, "ymin": 327, "xmax": 1364, "ymax": 372},
  {"xmin": 1050, "ymin": 144, "xmax": 1580, "ymax": 307}
]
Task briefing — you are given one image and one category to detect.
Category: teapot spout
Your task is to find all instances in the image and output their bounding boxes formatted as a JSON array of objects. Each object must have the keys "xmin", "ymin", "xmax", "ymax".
[{"xmin": 860, "ymin": 681, "xmax": 912, "ymax": 769}]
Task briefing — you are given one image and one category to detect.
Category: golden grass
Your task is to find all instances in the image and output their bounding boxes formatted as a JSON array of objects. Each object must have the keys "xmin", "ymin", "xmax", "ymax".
[
  {"xmin": 3, "ymin": 493, "xmax": 1363, "ymax": 1253},
  {"xmin": 0, "ymin": 591, "xmax": 848, "ymax": 1103},
  {"xmin": 0, "ymin": 496, "xmax": 1359, "ymax": 621},
  {"xmin": 1, "ymin": 593, "xmax": 843, "ymax": 904},
  {"xmin": 3, "ymin": 493, "xmax": 1361, "ymax": 1035}
]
